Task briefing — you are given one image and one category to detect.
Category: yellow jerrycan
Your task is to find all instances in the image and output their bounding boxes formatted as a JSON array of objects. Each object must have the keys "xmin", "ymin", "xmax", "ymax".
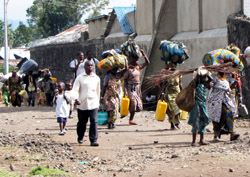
[
  {"xmin": 120, "ymin": 96, "xmax": 130, "ymax": 116},
  {"xmin": 181, "ymin": 110, "xmax": 188, "ymax": 120},
  {"xmin": 155, "ymin": 100, "xmax": 168, "ymax": 121}
]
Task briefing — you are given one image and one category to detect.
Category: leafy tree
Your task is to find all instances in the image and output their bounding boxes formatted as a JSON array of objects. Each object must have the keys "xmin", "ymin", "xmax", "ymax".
[
  {"xmin": 0, "ymin": 20, "xmax": 14, "ymax": 47},
  {"xmin": 13, "ymin": 22, "xmax": 34, "ymax": 47},
  {"xmin": 26, "ymin": 0, "xmax": 109, "ymax": 38},
  {"xmin": 87, "ymin": 0, "xmax": 109, "ymax": 18}
]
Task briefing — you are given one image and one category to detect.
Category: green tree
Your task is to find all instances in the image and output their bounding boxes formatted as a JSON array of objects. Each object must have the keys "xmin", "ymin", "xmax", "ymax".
[
  {"xmin": 0, "ymin": 20, "xmax": 14, "ymax": 47},
  {"xmin": 87, "ymin": 0, "xmax": 109, "ymax": 18},
  {"xmin": 26, "ymin": 0, "xmax": 109, "ymax": 38},
  {"xmin": 13, "ymin": 22, "xmax": 34, "ymax": 47}
]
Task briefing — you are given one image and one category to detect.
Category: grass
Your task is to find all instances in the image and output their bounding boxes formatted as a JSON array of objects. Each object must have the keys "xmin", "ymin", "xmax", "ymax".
[
  {"xmin": 0, "ymin": 146, "xmax": 16, "ymax": 150},
  {"xmin": 27, "ymin": 165, "xmax": 69, "ymax": 177},
  {"xmin": 28, "ymin": 155, "xmax": 45, "ymax": 160},
  {"xmin": 0, "ymin": 169, "xmax": 19, "ymax": 177}
]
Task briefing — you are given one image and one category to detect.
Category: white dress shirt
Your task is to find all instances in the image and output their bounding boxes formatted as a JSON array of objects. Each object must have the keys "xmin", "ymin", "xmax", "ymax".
[{"xmin": 72, "ymin": 72, "xmax": 100, "ymax": 110}]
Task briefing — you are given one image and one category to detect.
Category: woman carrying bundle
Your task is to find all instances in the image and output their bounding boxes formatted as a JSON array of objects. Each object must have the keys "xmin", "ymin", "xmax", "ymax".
[
  {"xmin": 160, "ymin": 62, "xmax": 182, "ymax": 130},
  {"xmin": 102, "ymin": 63, "xmax": 128, "ymax": 129},
  {"xmin": 124, "ymin": 49, "xmax": 150, "ymax": 125}
]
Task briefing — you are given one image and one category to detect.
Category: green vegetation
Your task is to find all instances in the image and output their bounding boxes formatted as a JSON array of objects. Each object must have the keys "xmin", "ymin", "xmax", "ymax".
[
  {"xmin": 27, "ymin": 165, "xmax": 69, "ymax": 177},
  {"xmin": 28, "ymin": 155, "xmax": 45, "ymax": 160},
  {"xmin": 0, "ymin": 64, "xmax": 16, "ymax": 73},
  {"xmin": 0, "ymin": 169, "xmax": 19, "ymax": 177}
]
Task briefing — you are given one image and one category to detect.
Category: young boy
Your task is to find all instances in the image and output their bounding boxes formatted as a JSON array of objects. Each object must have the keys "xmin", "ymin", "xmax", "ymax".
[
  {"xmin": 188, "ymin": 68, "xmax": 212, "ymax": 146},
  {"xmin": 65, "ymin": 82, "xmax": 74, "ymax": 119},
  {"xmin": 55, "ymin": 82, "xmax": 70, "ymax": 135}
]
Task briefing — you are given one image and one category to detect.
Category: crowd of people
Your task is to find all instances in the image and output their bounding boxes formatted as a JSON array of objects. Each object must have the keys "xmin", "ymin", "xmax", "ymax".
[{"xmin": 1, "ymin": 44, "xmax": 250, "ymax": 147}]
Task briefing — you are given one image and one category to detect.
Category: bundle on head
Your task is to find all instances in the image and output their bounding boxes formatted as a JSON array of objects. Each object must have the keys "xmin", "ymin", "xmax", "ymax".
[
  {"xmin": 120, "ymin": 40, "xmax": 142, "ymax": 61},
  {"xmin": 98, "ymin": 49, "xmax": 127, "ymax": 71},
  {"xmin": 159, "ymin": 40, "xmax": 189, "ymax": 64}
]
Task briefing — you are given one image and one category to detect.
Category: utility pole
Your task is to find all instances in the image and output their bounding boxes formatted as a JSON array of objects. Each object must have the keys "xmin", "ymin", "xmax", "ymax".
[{"xmin": 4, "ymin": 0, "xmax": 9, "ymax": 74}]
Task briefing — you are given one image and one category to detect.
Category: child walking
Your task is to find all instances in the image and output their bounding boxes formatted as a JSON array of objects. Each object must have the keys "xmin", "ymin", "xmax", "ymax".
[
  {"xmin": 55, "ymin": 82, "xmax": 70, "ymax": 135},
  {"xmin": 65, "ymin": 82, "xmax": 74, "ymax": 119},
  {"xmin": 188, "ymin": 68, "xmax": 212, "ymax": 146}
]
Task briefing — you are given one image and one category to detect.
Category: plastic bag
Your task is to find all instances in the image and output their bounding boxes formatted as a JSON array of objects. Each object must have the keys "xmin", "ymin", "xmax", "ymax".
[
  {"xmin": 19, "ymin": 59, "xmax": 39, "ymax": 74},
  {"xmin": 176, "ymin": 79, "xmax": 196, "ymax": 112}
]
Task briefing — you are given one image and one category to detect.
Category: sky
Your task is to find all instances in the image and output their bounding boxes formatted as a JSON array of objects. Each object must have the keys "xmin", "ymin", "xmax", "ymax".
[{"xmin": 0, "ymin": 0, "xmax": 136, "ymax": 22}]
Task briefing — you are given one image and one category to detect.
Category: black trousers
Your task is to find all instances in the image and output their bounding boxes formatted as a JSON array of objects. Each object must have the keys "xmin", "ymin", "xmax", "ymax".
[
  {"xmin": 27, "ymin": 91, "xmax": 36, "ymax": 106},
  {"xmin": 77, "ymin": 108, "xmax": 98, "ymax": 143}
]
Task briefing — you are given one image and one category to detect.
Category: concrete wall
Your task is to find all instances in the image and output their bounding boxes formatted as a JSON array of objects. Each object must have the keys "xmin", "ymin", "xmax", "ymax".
[
  {"xmin": 109, "ymin": 18, "xmax": 122, "ymax": 34},
  {"xmin": 30, "ymin": 43, "xmax": 83, "ymax": 83},
  {"xmin": 202, "ymin": 0, "xmax": 242, "ymax": 30},
  {"xmin": 87, "ymin": 17, "xmax": 108, "ymax": 39},
  {"xmin": 136, "ymin": 0, "xmax": 153, "ymax": 35},
  {"xmin": 177, "ymin": 0, "xmax": 198, "ymax": 32},
  {"xmin": 228, "ymin": 14, "xmax": 250, "ymax": 110},
  {"xmin": 172, "ymin": 28, "xmax": 228, "ymax": 86}
]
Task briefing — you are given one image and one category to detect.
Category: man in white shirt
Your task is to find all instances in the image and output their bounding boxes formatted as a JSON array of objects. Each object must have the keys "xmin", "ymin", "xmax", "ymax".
[
  {"xmin": 69, "ymin": 51, "xmax": 85, "ymax": 78},
  {"xmin": 72, "ymin": 60, "xmax": 100, "ymax": 146}
]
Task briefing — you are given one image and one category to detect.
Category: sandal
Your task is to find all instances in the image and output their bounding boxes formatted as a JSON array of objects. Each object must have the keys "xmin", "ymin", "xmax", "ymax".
[
  {"xmin": 230, "ymin": 134, "xmax": 240, "ymax": 141},
  {"xmin": 129, "ymin": 121, "xmax": 137, "ymax": 125}
]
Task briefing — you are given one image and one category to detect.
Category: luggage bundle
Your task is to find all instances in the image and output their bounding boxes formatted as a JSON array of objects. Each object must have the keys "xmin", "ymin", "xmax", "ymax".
[
  {"xmin": 98, "ymin": 49, "xmax": 127, "ymax": 71},
  {"xmin": 159, "ymin": 40, "xmax": 189, "ymax": 64},
  {"xmin": 120, "ymin": 40, "xmax": 142, "ymax": 61},
  {"xmin": 18, "ymin": 58, "xmax": 39, "ymax": 74}
]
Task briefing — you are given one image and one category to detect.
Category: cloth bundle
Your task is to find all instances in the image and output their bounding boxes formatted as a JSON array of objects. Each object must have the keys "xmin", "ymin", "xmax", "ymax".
[
  {"xmin": 98, "ymin": 50, "xmax": 127, "ymax": 71},
  {"xmin": 202, "ymin": 49, "xmax": 244, "ymax": 71},
  {"xmin": 120, "ymin": 40, "xmax": 142, "ymax": 61},
  {"xmin": 159, "ymin": 40, "xmax": 189, "ymax": 64}
]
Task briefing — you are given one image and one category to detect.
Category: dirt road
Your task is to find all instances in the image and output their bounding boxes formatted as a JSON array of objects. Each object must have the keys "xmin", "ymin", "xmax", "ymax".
[{"xmin": 0, "ymin": 104, "xmax": 250, "ymax": 177}]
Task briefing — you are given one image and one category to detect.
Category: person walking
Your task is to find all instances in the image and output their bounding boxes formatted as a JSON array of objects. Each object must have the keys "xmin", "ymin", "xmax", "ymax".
[
  {"xmin": 82, "ymin": 51, "xmax": 101, "ymax": 75},
  {"xmin": 8, "ymin": 70, "xmax": 22, "ymax": 107},
  {"xmin": 160, "ymin": 62, "xmax": 182, "ymax": 130},
  {"xmin": 124, "ymin": 49, "xmax": 150, "ymax": 125},
  {"xmin": 69, "ymin": 51, "xmax": 85, "ymax": 79},
  {"xmin": 207, "ymin": 72, "xmax": 240, "ymax": 142},
  {"xmin": 188, "ymin": 68, "xmax": 212, "ymax": 146},
  {"xmin": 23, "ymin": 71, "xmax": 39, "ymax": 107},
  {"xmin": 55, "ymin": 82, "xmax": 70, "ymax": 135},
  {"xmin": 72, "ymin": 60, "xmax": 100, "ymax": 146}
]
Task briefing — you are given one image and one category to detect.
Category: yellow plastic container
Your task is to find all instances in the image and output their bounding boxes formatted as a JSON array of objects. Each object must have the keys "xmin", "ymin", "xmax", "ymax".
[
  {"xmin": 120, "ymin": 96, "xmax": 130, "ymax": 116},
  {"xmin": 155, "ymin": 100, "xmax": 168, "ymax": 121},
  {"xmin": 181, "ymin": 110, "xmax": 188, "ymax": 120},
  {"xmin": 50, "ymin": 77, "xmax": 57, "ymax": 83}
]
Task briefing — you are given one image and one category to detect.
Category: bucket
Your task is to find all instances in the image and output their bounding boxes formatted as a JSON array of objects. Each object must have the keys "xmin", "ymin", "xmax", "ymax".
[
  {"xmin": 97, "ymin": 111, "xmax": 108, "ymax": 125},
  {"xmin": 155, "ymin": 100, "xmax": 168, "ymax": 121}
]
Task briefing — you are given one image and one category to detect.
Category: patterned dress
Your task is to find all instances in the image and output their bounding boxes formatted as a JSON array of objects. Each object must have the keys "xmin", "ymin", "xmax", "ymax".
[
  {"xmin": 103, "ymin": 73, "xmax": 122, "ymax": 123},
  {"xmin": 188, "ymin": 83, "xmax": 210, "ymax": 134},
  {"xmin": 207, "ymin": 75, "xmax": 237, "ymax": 136},
  {"xmin": 9, "ymin": 76, "xmax": 22, "ymax": 107},
  {"xmin": 124, "ymin": 65, "xmax": 143, "ymax": 112},
  {"xmin": 164, "ymin": 76, "xmax": 181, "ymax": 125}
]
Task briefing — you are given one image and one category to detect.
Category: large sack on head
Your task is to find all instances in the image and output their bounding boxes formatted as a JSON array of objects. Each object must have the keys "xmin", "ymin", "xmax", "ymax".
[
  {"xmin": 176, "ymin": 79, "xmax": 196, "ymax": 112},
  {"xmin": 120, "ymin": 40, "xmax": 141, "ymax": 61},
  {"xmin": 98, "ymin": 56, "xmax": 116, "ymax": 71},
  {"xmin": 98, "ymin": 50, "xmax": 127, "ymax": 71},
  {"xmin": 160, "ymin": 40, "xmax": 189, "ymax": 64},
  {"xmin": 19, "ymin": 59, "xmax": 39, "ymax": 74}
]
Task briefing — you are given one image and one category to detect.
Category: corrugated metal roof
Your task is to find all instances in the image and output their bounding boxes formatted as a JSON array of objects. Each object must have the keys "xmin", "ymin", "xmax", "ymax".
[
  {"xmin": 114, "ymin": 7, "xmax": 136, "ymax": 34},
  {"xmin": 56, "ymin": 24, "xmax": 88, "ymax": 36}
]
